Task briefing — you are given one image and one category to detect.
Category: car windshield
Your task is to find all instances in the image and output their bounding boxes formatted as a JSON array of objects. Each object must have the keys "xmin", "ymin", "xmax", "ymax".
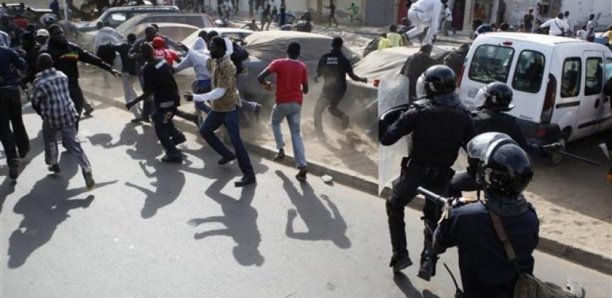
[{"xmin": 468, "ymin": 44, "xmax": 515, "ymax": 84}]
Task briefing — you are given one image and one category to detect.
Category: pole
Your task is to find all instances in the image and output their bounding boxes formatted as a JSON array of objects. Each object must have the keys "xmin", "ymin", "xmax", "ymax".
[{"xmin": 62, "ymin": 0, "xmax": 68, "ymax": 20}]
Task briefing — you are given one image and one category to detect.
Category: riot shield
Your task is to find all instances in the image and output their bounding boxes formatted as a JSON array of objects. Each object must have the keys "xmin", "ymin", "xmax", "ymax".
[{"xmin": 378, "ymin": 73, "xmax": 410, "ymax": 195}]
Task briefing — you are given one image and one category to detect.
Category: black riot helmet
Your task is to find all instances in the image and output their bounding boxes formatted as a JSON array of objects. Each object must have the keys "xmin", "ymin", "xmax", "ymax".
[
  {"xmin": 415, "ymin": 65, "xmax": 457, "ymax": 99},
  {"xmin": 467, "ymin": 132, "xmax": 533, "ymax": 198},
  {"xmin": 476, "ymin": 82, "xmax": 515, "ymax": 111}
]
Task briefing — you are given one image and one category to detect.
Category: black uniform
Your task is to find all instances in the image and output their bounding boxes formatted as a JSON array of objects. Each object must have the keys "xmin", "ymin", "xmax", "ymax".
[
  {"xmin": 314, "ymin": 49, "xmax": 354, "ymax": 133},
  {"xmin": 40, "ymin": 40, "xmax": 112, "ymax": 121},
  {"xmin": 434, "ymin": 196, "xmax": 539, "ymax": 297},
  {"xmin": 449, "ymin": 110, "xmax": 528, "ymax": 197},
  {"xmin": 380, "ymin": 95, "xmax": 475, "ymax": 268},
  {"xmin": 400, "ymin": 52, "xmax": 436, "ymax": 100},
  {"xmin": 142, "ymin": 58, "xmax": 184, "ymax": 158}
]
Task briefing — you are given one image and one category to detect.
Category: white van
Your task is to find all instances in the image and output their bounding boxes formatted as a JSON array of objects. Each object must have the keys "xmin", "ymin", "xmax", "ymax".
[{"xmin": 458, "ymin": 32, "xmax": 612, "ymax": 151}]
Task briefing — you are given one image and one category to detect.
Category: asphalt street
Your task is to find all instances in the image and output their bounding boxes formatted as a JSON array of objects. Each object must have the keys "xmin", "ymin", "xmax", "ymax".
[{"xmin": 1, "ymin": 100, "xmax": 611, "ymax": 297}]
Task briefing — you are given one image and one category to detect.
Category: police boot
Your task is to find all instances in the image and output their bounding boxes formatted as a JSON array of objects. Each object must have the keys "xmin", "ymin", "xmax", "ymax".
[{"xmin": 418, "ymin": 243, "xmax": 438, "ymax": 281}]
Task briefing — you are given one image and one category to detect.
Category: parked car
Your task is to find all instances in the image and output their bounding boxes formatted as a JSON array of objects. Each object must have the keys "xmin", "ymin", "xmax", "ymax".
[
  {"xmin": 115, "ymin": 13, "xmax": 215, "ymax": 32},
  {"xmin": 91, "ymin": 22, "xmax": 199, "ymax": 53},
  {"xmin": 76, "ymin": 5, "xmax": 179, "ymax": 32},
  {"xmin": 458, "ymin": 32, "xmax": 612, "ymax": 163},
  {"xmin": 181, "ymin": 27, "xmax": 253, "ymax": 48},
  {"xmin": 2, "ymin": 3, "xmax": 52, "ymax": 26},
  {"xmin": 84, "ymin": 12, "xmax": 214, "ymax": 51}
]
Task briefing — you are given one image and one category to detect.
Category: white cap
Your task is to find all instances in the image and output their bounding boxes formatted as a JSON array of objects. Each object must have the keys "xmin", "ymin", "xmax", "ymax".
[{"xmin": 36, "ymin": 29, "xmax": 49, "ymax": 37}]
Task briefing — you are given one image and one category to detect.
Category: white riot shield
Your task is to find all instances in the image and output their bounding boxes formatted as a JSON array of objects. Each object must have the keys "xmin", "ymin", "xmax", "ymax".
[{"xmin": 378, "ymin": 73, "xmax": 410, "ymax": 196}]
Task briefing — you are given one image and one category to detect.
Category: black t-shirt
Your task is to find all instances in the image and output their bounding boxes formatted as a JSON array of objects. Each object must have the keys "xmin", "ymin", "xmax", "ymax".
[
  {"xmin": 142, "ymin": 58, "xmax": 179, "ymax": 110},
  {"xmin": 316, "ymin": 49, "xmax": 352, "ymax": 98},
  {"xmin": 400, "ymin": 52, "xmax": 436, "ymax": 99}
]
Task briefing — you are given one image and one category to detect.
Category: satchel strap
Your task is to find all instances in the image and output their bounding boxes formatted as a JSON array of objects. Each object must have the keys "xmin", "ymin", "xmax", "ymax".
[{"xmin": 488, "ymin": 208, "xmax": 518, "ymax": 261}]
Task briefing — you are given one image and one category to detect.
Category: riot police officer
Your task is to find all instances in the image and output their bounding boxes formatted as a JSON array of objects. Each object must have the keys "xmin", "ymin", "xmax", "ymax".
[
  {"xmin": 433, "ymin": 132, "xmax": 540, "ymax": 297},
  {"xmin": 379, "ymin": 65, "xmax": 476, "ymax": 280},
  {"xmin": 449, "ymin": 82, "xmax": 528, "ymax": 197}
]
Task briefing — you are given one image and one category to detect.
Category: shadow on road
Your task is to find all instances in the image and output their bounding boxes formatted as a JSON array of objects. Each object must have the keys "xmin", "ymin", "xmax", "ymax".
[
  {"xmin": 393, "ymin": 271, "xmax": 441, "ymax": 298},
  {"xmin": 276, "ymin": 170, "xmax": 351, "ymax": 249},
  {"xmin": 126, "ymin": 158, "xmax": 202, "ymax": 219},
  {"xmin": 7, "ymin": 152, "xmax": 116, "ymax": 268},
  {"xmin": 189, "ymin": 169, "xmax": 264, "ymax": 266}
]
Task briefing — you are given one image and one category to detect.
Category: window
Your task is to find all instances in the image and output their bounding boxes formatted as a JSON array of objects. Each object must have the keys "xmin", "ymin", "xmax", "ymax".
[
  {"xmin": 512, "ymin": 50, "xmax": 545, "ymax": 93},
  {"xmin": 560, "ymin": 58, "xmax": 581, "ymax": 98},
  {"xmin": 585, "ymin": 57, "xmax": 602, "ymax": 95},
  {"xmin": 605, "ymin": 57, "xmax": 612, "ymax": 81},
  {"xmin": 106, "ymin": 12, "xmax": 127, "ymax": 27},
  {"xmin": 468, "ymin": 45, "xmax": 515, "ymax": 84},
  {"xmin": 538, "ymin": 0, "xmax": 561, "ymax": 18}
]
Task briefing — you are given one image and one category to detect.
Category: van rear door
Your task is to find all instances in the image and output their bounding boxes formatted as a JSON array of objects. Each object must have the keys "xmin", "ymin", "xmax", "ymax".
[{"xmin": 574, "ymin": 50, "xmax": 605, "ymax": 139}]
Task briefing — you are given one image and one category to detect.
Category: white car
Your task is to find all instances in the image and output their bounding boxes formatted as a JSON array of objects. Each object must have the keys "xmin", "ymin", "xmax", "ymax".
[{"xmin": 458, "ymin": 32, "xmax": 612, "ymax": 162}]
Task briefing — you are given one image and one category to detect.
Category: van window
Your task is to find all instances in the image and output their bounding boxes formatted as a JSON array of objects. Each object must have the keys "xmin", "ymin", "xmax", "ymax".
[
  {"xmin": 605, "ymin": 57, "xmax": 612, "ymax": 81},
  {"xmin": 585, "ymin": 57, "xmax": 602, "ymax": 95},
  {"xmin": 560, "ymin": 58, "xmax": 581, "ymax": 98},
  {"xmin": 512, "ymin": 50, "xmax": 545, "ymax": 93},
  {"xmin": 106, "ymin": 12, "xmax": 128, "ymax": 27},
  {"xmin": 468, "ymin": 45, "xmax": 514, "ymax": 84}
]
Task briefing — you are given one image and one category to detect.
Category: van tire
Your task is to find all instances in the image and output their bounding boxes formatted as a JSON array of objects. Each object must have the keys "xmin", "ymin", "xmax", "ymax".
[{"xmin": 546, "ymin": 135, "xmax": 568, "ymax": 166}]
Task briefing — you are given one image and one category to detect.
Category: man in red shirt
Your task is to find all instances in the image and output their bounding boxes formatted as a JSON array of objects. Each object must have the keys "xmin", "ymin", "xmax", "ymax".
[{"xmin": 258, "ymin": 42, "xmax": 309, "ymax": 181}]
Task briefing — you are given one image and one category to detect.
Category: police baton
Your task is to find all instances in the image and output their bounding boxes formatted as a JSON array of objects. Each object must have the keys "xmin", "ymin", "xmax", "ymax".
[
  {"xmin": 416, "ymin": 187, "xmax": 448, "ymax": 206},
  {"xmin": 542, "ymin": 144, "xmax": 601, "ymax": 166},
  {"xmin": 444, "ymin": 263, "xmax": 464, "ymax": 298}
]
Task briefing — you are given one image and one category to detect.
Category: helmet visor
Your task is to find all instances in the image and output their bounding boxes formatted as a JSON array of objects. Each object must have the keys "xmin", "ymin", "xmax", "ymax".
[
  {"xmin": 467, "ymin": 132, "xmax": 514, "ymax": 162},
  {"xmin": 415, "ymin": 75, "xmax": 427, "ymax": 99},
  {"xmin": 474, "ymin": 87, "xmax": 487, "ymax": 109}
]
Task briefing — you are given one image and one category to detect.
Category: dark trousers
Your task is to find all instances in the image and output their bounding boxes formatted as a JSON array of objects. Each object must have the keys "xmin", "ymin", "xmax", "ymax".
[
  {"xmin": 448, "ymin": 171, "xmax": 480, "ymax": 197},
  {"xmin": 199, "ymin": 109, "xmax": 254, "ymax": 177},
  {"xmin": 313, "ymin": 94, "xmax": 347, "ymax": 134},
  {"xmin": 152, "ymin": 108, "xmax": 182, "ymax": 157},
  {"xmin": 68, "ymin": 82, "xmax": 84, "ymax": 131},
  {"xmin": 386, "ymin": 162, "xmax": 451, "ymax": 256},
  {"xmin": 0, "ymin": 88, "xmax": 29, "ymax": 164}
]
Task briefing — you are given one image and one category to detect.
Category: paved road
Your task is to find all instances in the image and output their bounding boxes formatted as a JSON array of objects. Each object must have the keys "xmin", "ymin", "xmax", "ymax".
[{"xmin": 1, "ymin": 102, "xmax": 610, "ymax": 297}]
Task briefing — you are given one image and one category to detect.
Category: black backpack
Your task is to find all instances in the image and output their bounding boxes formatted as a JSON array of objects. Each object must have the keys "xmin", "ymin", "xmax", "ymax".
[
  {"xmin": 230, "ymin": 42, "xmax": 249, "ymax": 74},
  {"xmin": 96, "ymin": 42, "xmax": 116, "ymax": 65}
]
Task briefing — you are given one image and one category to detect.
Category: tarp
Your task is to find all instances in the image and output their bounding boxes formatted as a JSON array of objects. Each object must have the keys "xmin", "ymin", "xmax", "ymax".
[{"xmin": 377, "ymin": 73, "xmax": 410, "ymax": 195}]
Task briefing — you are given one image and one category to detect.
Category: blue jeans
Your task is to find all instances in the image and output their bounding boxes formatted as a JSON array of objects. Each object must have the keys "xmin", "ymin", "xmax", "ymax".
[
  {"xmin": 271, "ymin": 102, "xmax": 306, "ymax": 168},
  {"xmin": 199, "ymin": 109, "xmax": 254, "ymax": 177}
]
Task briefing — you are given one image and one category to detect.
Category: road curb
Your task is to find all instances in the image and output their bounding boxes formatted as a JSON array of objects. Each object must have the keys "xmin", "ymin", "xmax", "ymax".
[{"xmin": 83, "ymin": 89, "xmax": 612, "ymax": 276}]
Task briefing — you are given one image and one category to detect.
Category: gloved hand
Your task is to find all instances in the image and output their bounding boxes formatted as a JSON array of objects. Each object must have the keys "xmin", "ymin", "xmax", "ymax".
[{"xmin": 378, "ymin": 104, "xmax": 410, "ymax": 142}]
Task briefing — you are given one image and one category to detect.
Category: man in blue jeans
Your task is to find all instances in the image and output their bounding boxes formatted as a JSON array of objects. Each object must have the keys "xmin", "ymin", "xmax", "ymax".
[
  {"xmin": 186, "ymin": 37, "xmax": 256, "ymax": 187},
  {"xmin": 257, "ymin": 42, "xmax": 309, "ymax": 182}
]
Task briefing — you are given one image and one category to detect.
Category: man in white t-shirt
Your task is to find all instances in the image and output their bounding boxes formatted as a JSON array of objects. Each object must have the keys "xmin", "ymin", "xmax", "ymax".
[
  {"xmin": 539, "ymin": 13, "xmax": 568, "ymax": 36},
  {"xmin": 441, "ymin": 4, "xmax": 455, "ymax": 36}
]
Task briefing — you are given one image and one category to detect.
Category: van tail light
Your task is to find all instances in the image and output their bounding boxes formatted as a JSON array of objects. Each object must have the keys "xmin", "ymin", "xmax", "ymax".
[
  {"xmin": 456, "ymin": 63, "xmax": 465, "ymax": 88},
  {"xmin": 535, "ymin": 127, "xmax": 548, "ymax": 137},
  {"xmin": 540, "ymin": 74, "xmax": 556, "ymax": 124}
]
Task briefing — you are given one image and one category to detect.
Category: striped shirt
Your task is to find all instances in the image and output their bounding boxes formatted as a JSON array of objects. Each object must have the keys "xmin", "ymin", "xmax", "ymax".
[{"xmin": 32, "ymin": 68, "xmax": 78, "ymax": 128}]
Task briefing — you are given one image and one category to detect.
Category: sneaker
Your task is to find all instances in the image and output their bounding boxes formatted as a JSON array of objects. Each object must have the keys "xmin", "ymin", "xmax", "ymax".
[
  {"xmin": 130, "ymin": 117, "xmax": 145, "ymax": 124},
  {"xmin": 8, "ymin": 160, "xmax": 19, "ymax": 180},
  {"xmin": 173, "ymin": 133, "xmax": 187, "ymax": 145},
  {"xmin": 82, "ymin": 169, "xmax": 95, "ymax": 190},
  {"xmin": 273, "ymin": 148, "xmax": 285, "ymax": 161},
  {"xmin": 389, "ymin": 253, "xmax": 413, "ymax": 272},
  {"xmin": 234, "ymin": 175, "xmax": 256, "ymax": 187},
  {"xmin": 19, "ymin": 145, "xmax": 30, "ymax": 158},
  {"xmin": 161, "ymin": 154, "xmax": 183, "ymax": 163},
  {"xmin": 48, "ymin": 164, "xmax": 61, "ymax": 173},
  {"xmin": 296, "ymin": 166, "xmax": 307, "ymax": 182},
  {"xmin": 218, "ymin": 154, "xmax": 236, "ymax": 165},
  {"xmin": 83, "ymin": 107, "xmax": 94, "ymax": 116}
]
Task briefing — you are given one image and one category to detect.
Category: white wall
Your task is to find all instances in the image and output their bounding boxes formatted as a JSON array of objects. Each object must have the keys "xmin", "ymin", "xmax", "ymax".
[{"xmin": 504, "ymin": 0, "xmax": 611, "ymax": 31}]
